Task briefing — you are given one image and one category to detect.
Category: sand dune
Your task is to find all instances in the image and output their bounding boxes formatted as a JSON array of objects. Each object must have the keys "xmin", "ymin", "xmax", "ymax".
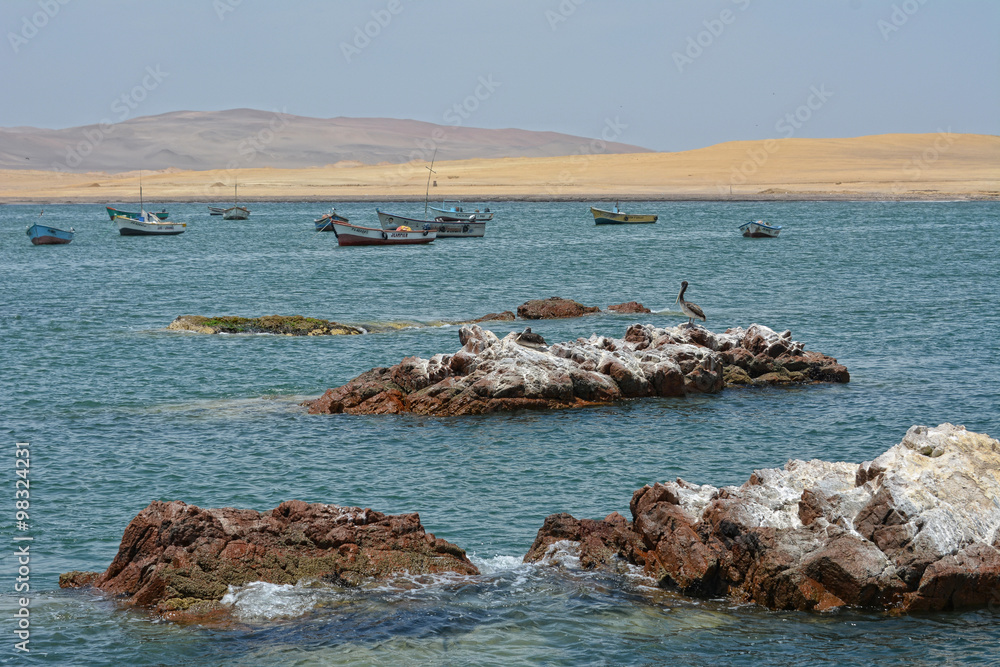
[
  {"xmin": 1, "ymin": 133, "xmax": 996, "ymax": 203},
  {"xmin": 0, "ymin": 109, "xmax": 650, "ymax": 173}
]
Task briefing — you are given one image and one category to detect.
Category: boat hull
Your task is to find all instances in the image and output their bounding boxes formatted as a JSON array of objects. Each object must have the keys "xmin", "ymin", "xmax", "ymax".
[
  {"xmin": 106, "ymin": 206, "xmax": 168, "ymax": 220},
  {"xmin": 428, "ymin": 203, "xmax": 493, "ymax": 221},
  {"xmin": 331, "ymin": 221, "xmax": 436, "ymax": 246},
  {"xmin": 739, "ymin": 221, "xmax": 782, "ymax": 238},
  {"xmin": 27, "ymin": 223, "xmax": 74, "ymax": 245},
  {"xmin": 208, "ymin": 206, "xmax": 226, "ymax": 215},
  {"xmin": 590, "ymin": 207, "xmax": 657, "ymax": 225},
  {"xmin": 314, "ymin": 213, "xmax": 350, "ymax": 231},
  {"xmin": 377, "ymin": 210, "xmax": 486, "ymax": 238},
  {"xmin": 222, "ymin": 206, "xmax": 250, "ymax": 220},
  {"xmin": 115, "ymin": 216, "xmax": 186, "ymax": 236}
]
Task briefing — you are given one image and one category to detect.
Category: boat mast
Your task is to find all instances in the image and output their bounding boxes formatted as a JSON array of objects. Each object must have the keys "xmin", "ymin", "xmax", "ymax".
[
  {"xmin": 139, "ymin": 170, "xmax": 144, "ymax": 212},
  {"xmin": 424, "ymin": 149, "xmax": 437, "ymax": 218}
]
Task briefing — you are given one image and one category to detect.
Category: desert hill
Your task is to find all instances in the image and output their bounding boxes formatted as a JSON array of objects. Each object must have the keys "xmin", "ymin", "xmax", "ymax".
[
  {"xmin": 0, "ymin": 109, "xmax": 651, "ymax": 173},
  {"xmin": 0, "ymin": 133, "xmax": 996, "ymax": 203}
]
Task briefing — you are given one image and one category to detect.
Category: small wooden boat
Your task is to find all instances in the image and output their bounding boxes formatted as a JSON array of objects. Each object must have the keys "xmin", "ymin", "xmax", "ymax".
[
  {"xmin": 330, "ymin": 220, "xmax": 436, "ymax": 246},
  {"xmin": 208, "ymin": 206, "xmax": 227, "ymax": 216},
  {"xmin": 26, "ymin": 223, "xmax": 74, "ymax": 245},
  {"xmin": 428, "ymin": 201, "xmax": 494, "ymax": 221},
  {"xmin": 114, "ymin": 211, "xmax": 186, "ymax": 236},
  {"xmin": 314, "ymin": 209, "xmax": 349, "ymax": 231},
  {"xmin": 590, "ymin": 203, "xmax": 657, "ymax": 225},
  {"xmin": 376, "ymin": 209, "xmax": 486, "ymax": 238},
  {"xmin": 739, "ymin": 220, "xmax": 782, "ymax": 238},
  {"xmin": 222, "ymin": 181, "xmax": 250, "ymax": 220},
  {"xmin": 106, "ymin": 206, "xmax": 169, "ymax": 220}
]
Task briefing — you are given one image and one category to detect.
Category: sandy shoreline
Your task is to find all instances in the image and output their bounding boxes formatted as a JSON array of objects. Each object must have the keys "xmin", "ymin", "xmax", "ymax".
[{"xmin": 2, "ymin": 133, "xmax": 997, "ymax": 204}]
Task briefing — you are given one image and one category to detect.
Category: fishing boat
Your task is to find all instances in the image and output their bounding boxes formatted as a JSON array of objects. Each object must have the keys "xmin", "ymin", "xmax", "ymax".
[
  {"xmin": 26, "ymin": 223, "xmax": 74, "ymax": 245},
  {"xmin": 222, "ymin": 181, "xmax": 250, "ymax": 220},
  {"xmin": 376, "ymin": 209, "xmax": 486, "ymax": 238},
  {"xmin": 314, "ymin": 209, "xmax": 349, "ymax": 232},
  {"xmin": 428, "ymin": 201, "xmax": 494, "ymax": 221},
  {"xmin": 208, "ymin": 206, "xmax": 227, "ymax": 216},
  {"xmin": 114, "ymin": 210, "xmax": 186, "ymax": 236},
  {"xmin": 590, "ymin": 202, "xmax": 657, "ymax": 225},
  {"xmin": 739, "ymin": 220, "xmax": 782, "ymax": 238},
  {"xmin": 106, "ymin": 206, "xmax": 169, "ymax": 221},
  {"xmin": 329, "ymin": 220, "xmax": 436, "ymax": 246}
]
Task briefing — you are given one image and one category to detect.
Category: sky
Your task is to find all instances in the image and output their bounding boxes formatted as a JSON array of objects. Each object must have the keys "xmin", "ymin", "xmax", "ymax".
[{"xmin": 1, "ymin": 0, "xmax": 998, "ymax": 152}]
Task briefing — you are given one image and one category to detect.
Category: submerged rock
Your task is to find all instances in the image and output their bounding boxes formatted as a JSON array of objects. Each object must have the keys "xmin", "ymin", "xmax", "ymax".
[
  {"xmin": 307, "ymin": 322, "xmax": 848, "ymax": 417},
  {"xmin": 524, "ymin": 424, "xmax": 1000, "ymax": 613},
  {"xmin": 60, "ymin": 500, "xmax": 477, "ymax": 617},
  {"xmin": 168, "ymin": 315, "xmax": 362, "ymax": 336}
]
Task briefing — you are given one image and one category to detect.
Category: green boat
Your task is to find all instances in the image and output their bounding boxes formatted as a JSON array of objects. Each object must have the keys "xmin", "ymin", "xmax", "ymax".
[{"xmin": 106, "ymin": 206, "xmax": 169, "ymax": 221}]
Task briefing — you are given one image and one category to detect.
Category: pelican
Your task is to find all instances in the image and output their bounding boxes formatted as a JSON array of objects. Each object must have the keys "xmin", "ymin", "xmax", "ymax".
[
  {"xmin": 675, "ymin": 281, "xmax": 706, "ymax": 326},
  {"xmin": 516, "ymin": 327, "xmax": 547, "ymax": 346}
]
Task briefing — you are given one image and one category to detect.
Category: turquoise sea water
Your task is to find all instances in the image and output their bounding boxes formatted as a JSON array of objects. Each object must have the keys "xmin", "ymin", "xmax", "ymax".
[{"xmin": 1, "ymin": 200, "xmax": 998, "ymax": 665}]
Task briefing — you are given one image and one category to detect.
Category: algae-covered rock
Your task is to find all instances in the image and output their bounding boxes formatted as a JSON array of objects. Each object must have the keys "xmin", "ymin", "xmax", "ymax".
[{"xmin": 168, "ymin": 315, "xmax": 362, "ymax": 336}]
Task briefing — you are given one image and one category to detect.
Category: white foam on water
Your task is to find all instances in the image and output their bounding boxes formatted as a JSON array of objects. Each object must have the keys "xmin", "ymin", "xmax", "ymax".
[{"xmin": 220, "ymin": 581, "xmax": 325, "ymax": 620}]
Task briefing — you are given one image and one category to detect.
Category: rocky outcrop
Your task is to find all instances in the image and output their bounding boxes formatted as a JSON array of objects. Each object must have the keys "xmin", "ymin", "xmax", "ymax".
[
  {"xmin": 168, "ymin": 315, "xmax": 362, "ymax": 336},
  {"xmin": 525, "ymin": 424, "xmax": 1000, "ymax": 613},
  {"xmin": 307, "ymin": 323, "xmax": 848, "ymax": 417},
  {"xmin": 60, "ymin": 500, "xmax": 477, "ymax": 616},
  {"xmin": 471, "ymin": 311, "xmax": 516, "ymax": 323},
  {"xmin": 608, "ymin": 301, "xmax": 651, "ymax": 314},
  {"xmin": 516, "ymin": 297, "xmax": 600, "ymax": 319}
]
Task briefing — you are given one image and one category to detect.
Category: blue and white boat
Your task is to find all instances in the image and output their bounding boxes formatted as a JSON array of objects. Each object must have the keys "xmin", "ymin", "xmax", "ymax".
[
  {"xmin": 739, "ymin": 220, "xmax": 782, "ymax": 238},
  {"xmin": 428, "ymin": 201, "xmax": 494, "ymax": 221},
  {"xmin": 26, "ymin": 223, "xmax": 74, "ymax": 245}
]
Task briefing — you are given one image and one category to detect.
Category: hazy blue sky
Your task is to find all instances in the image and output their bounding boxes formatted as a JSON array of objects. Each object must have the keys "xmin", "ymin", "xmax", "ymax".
[{"xmin": 2, "ymin": 0, "xmax": 997, "ymax": 151}]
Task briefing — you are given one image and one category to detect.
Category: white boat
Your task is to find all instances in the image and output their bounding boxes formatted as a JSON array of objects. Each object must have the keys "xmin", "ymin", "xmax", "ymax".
[
  {"xmin": 428, "ymin": 201, "xmax": 494, "ymax": 221},
  {"xmin": 376, "ymin": 210, "xmax": 486, "ymax": 238},
  {"xmin": 330, "ymin": 220, "xmax": 436, "ymax": 246},
  {"xmin": 222, "ymin": 181, "xmax": 250, "ymax": 220},
  {"xmin": 739, "ymin": 220, "xmax": 782, "ymax": 238},
  {"xmin": 115, "ymin": 211, "xmax": 186, "ymax": 236}
]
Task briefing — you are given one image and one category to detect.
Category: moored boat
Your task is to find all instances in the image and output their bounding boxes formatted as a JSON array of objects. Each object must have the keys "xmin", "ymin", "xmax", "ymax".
[
  {"xmin": 314, "ymin": 209, "xmax": 350, "ymax": 231},
  {"xmin": 428, "ymin": 201, "xmax": 494, "ymax": 221},
  {"xmin": 330, "ymin": 220, "xmax": 436, "ymax": 246},
  {"xmin": 114, "ymin": 211, "xmax": 186, "ymax": 236},
  {"xmin": 26, "ymin": 223, "xmax": 74, "ymax": 245},
  {"xmin": 590, "ymin": 203, "xmax": 657, "ymax": 225},
  {"xmin": 208, "ymin": 206, "xmax": 227, "ymax": 216},
  {"xmin": 106, "ymin": 206, "xmax": 169, "ymax": 221},
  {"xmin": 739, "ymin": 220, "xmax": 782, "ymax": 238},
  {"xmin": 222, "ymin": 181, "xmax": 250, "ymax": 220},
  {"xmin": 376, "ymin": 209, "xmax": 486, "ymax": 238}
]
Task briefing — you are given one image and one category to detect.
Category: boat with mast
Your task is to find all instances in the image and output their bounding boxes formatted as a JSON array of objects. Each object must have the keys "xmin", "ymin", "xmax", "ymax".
[
  {"xmin": 223, "ymin": 180, "xmax": 250, "ymax": 220},
  {"xmin": 112, "ymin": 174, "xmax": 186, "ymax": 236}
]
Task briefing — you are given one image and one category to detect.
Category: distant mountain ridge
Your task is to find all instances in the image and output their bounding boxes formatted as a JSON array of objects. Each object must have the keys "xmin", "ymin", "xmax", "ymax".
[{"xmin": 0, "ymin": 109, "xmax": 652, "ymax": 173}]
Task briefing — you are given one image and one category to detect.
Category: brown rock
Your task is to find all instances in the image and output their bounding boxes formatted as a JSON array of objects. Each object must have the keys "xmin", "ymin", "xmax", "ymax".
[
  {"xmin": 607, "ymin": 301, "xmax": 651, "ymax": 314},
  {"xmin": 307, "ymin": 323, "xmax": 847, "ymax": 417},
  {"xmin": 523, "ymin": 424, "xmax": 1000, "ymax": 613},
  {"xmin": 516, "ymin": 297, "xmax": 600, "ymax": 319},
  {"xmin": 60, "ymin": 500, "xmax": 478, "ymax": 617}
]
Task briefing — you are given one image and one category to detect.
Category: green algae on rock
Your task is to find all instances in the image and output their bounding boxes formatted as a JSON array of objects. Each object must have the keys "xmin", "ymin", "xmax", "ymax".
[{"xmin": 168, "ymin": 315, "xmax": 362, "ymax": 336}]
